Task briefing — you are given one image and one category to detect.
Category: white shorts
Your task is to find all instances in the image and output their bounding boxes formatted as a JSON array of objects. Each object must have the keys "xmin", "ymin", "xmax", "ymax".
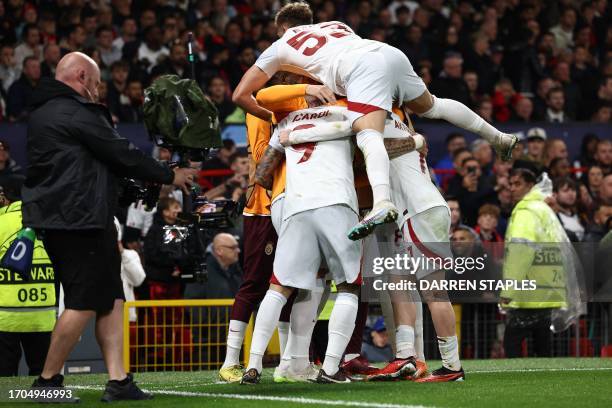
[
  {"xmin": 271, "ymin": 195, "xmax": 285, "ymax": 234},
  {"xmin": 272, "ymin": 205, "xmax": 362, "ymax": 290},
  {"xmin": 396, "ymin": 206, "xmax": 453, "ymax": 278},
  {"xmin": 345, "ymin": 44, "xmax": 427, "ymax": 126},
  {"xmin": 390, "ymin": 151, "xmax": 448, "ymax": 227}
]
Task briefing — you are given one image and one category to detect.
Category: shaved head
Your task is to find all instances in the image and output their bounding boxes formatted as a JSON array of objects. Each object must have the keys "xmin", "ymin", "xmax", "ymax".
[{"xmin": 56, "ymin": 52, "xmax": 101, "ymax": 102}]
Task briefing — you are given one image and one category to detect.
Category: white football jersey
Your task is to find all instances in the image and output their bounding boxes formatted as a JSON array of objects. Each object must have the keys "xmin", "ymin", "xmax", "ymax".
[
  {"xmin": 269, "ymin": 105, "xmax": 358, "ymax": 220},
  {"xmin": 255, "ymin": 21, "xmax": 384, "ymax": 95},
  {"xmin": 384, "ymin": 112, "xmax": 448, "ymax": 225}
]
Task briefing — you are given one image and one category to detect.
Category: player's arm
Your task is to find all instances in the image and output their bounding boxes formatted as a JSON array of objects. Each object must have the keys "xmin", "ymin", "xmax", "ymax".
[
  {"xmin": 383, "ymin": 137, "xmax": 427, "ymax": 159},
  {"xmin": 280, "ymin": 121, "xmax": 353, "ymax": 146},
  {"xmin": 257, "ymin": 85, "xmax": 336, "ymax": 114},
  {"xmin": 232, "ymin": 66, "xmax": 274, "ymax": 121},
  {"xmin": 247, "ymin": 114, "xmax": 272, "ymax": 163},
  {"xmin": 254, "ymin": 129, "xmax": 285, "ymax": 189}
]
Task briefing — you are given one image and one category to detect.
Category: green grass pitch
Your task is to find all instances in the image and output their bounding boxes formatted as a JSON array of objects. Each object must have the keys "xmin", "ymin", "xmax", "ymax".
[{"xmin": 1, "ymin": 359, "xmax": 611, "ymax": 407}]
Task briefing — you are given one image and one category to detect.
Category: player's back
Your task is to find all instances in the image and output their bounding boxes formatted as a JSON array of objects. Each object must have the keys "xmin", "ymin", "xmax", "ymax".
[
  {"xmin": 257, "ymin": 22, "xmax": 383, "ymax": 95},
  {"xmin": 272, "ymin": 105, "xmax": 358, "ymax": 220}
]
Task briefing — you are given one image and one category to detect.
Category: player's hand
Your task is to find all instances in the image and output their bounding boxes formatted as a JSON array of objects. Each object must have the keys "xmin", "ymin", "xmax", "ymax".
[
  {"xmin": 305, "ymin": 85, "xmax": 336, "ymax": 104},
  {"xmin": 172, "ymin": 167, "xmax": 199, "ymax": 194},
  {"xmin": 279, "ymin": 129, "xmax": 292, "ymax": 146}
]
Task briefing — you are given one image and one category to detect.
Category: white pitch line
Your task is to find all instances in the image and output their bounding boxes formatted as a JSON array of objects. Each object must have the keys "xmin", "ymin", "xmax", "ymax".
[
  {"xmin": 71, "ymin": 385, "xmax": 432, "ymax": 408},
  {"xmin": 468, "ymin": 367, "xmax": 612, "ymax": 374}
]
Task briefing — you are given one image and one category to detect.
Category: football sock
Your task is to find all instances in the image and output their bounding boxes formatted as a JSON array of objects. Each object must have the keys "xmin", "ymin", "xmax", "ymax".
[
  {"xmin": 415, "ymin": 303, "xmax": 425, "ymax": 361},
  {"xmin": 344, "ymin": 353, "xmax": 360, "ymax": 363},
  {"xmin": 277, "ymin": 321, "xmax": 290, "ymax": 358},
  {"xmin": 356, "ymin": 129, "xmax": 391, "ymax": 203},
  {"xmin": 395, "ymin": 325, "xmax": 416, "ymax": 359},
  {"xmin": 438, "ymin": 335, "xmax": 461, "ymax": 371},
  {"xmin": 322, "ymin": 292, "xmax": 358, "ymax": 376},
  {"xmin": 290, "ymin": 282, "xmax": 324, "ymax": 373},
  {"xmin": 421, "ymin": 96, "xmax": 503, "ymax": 145},
  {"xmin": 247, "ymin": 290, "xmax": 287, "ymax": 373},
  {"xmin": 222, "ymin": 320, "xmax": 247, "ymax": 368}
]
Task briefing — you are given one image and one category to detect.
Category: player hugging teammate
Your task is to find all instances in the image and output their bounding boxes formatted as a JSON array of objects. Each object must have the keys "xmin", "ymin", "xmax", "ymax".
[{"xmin": 222, "ymin": 1, "xmax": 518, "ymax": 384}]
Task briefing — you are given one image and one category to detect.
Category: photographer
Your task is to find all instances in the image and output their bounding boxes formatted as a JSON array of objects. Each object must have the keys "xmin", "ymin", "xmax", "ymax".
[
  {"xmin": 143, "ymin": 197, "xmax": 184, "ymax": 299},
  {"xmin": 21, "ymin": 52, "xmax": 196, "ymax": 401}
]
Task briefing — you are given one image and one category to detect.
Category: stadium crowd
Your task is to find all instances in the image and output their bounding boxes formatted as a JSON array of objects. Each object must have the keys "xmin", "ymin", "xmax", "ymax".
[{"xmin": 0, "ymin": 0, "xmax": 611, "ymax": 375}]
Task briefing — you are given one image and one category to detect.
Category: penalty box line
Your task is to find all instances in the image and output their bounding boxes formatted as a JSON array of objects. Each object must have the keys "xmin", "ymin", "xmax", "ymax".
[{"xmin": 71, "ymin": 385, "xmax": 433, "ymax": 408}]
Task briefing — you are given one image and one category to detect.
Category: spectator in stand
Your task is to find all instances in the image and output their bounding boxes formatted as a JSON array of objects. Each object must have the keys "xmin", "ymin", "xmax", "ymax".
[
  {"xmin": 552, "ymin": 177, "xmax": 585, "ymax": 242},
  {"xmin": 492, "ymin": 78, "xmax": 518, "ymax": 123},
  {"xmin": 59, "ymin": 24, "xmax": 86, "ymax": 55},
  {"xmin": 471, "ymin": 139, "xmax": 494, "ymax": 177},
  {"xmin": 549, "ymin": 157, "xmax": 571, "ymax": 179},
  {"xmin": 40, "ymin": 44, "xmax": 61, "ymax": 79},
  {"xmin": 201, "ymin": 138, "xmax": 236, "ymax": 187},
  {"xmin": 476, "ymin": 98, "xmax": 494, "ymax": 123},
  {"xmin": 463, "ymin": 70, "xmax": 482, "ymax": 109},
  {"xmin": 544, "ymin": 87, "xmax": 570, "ymax": 123},
  {"xmin": 579, "ymin": 134, "xmax": 601, "ymax": 168},
  {"xmin": 475, "ymin": 203, "xmax": 504, "ymax": 259},
  {"xmin": 583, "ymin": 203, "xmax": 612, "ymax": 243},
  {"xmin": 544, "ymin": 139, "xmax": 569, "ymax": 169},
  {"xmin": 553, "ymin": 61, "xmax": 580, "ymax": 120},
  {"xmin": 398, "ymin": 24, "xmax": 430, "ymax": 69},
  {"xmin": 0, "ymin": 45, "xmax": 19, "ymax": 93},
  {"xmin": 550, "ymin": 7, "xmax": 577, "ymax": 51},
  {"xmin": 600, "ymin": 174, "xmax": 612, "ymax": 206},
  {"xmin": 138, "ymin": 26, "xmax": 169, "ymax": 73},
  {"xmin": 532, "ymin": 77, "xmax": 556, "ymax": 121},
  {"xmin": 229, "ymin": 46, "xmax": 256, "ymax": 91},
  {"xmin": 14, "ymin": 24, "xmax": 42, "ymax": 68},
  {"xmin": 594, "ymin": 140, "xmax": 612, "ymax": 175},
  {"xmin": 591, "ymin": 104, "xmax": 611, "ymax": 123},
  {"xmin": 522, "ymin": 128, "xmax": 547, "ymax": 167},
  {"xmin": 430, "ymin": 52, "xmax": 470, "ymax": 106},
  {"xmin": 582, "ymin": 76, "xmax": 612, "ymax": 121},
  {"xmin": 447, "ymin": 196, "xmax": 464, "ymax": 235},
  {"xmin": 184, "ymin": 233, "xmax": 242, "ymax": 299},
  {"xmin": 583, "ymin": 165, "xmax": 604, "ymax": 203},
  {"xmin": 0, "ymin": 140, "xmax": 22, "ymax": 186},
  {"xmin": 510, "ymin": 96, "xmax": 534, "ymax": 123},
  {"xmin": 435, "ymin": 132, "xmax": 466, "ymax": 188},
  {"xmin": 115, "ymin": 79, "xmax": 143, "ymax": 123},
  {"xmin": 361, "ymin": 317, "xmax": 393, "ymax": 363},
  {"xmin": 96, "ymin": 25, "xmax": 122, "ymax": 68},
  {"xmin": 464, "ymin": 33, "xmax": 495, "ymax": 95},
  {"xmin": 447, "ymin": 156, "xmax": 498, "ymax": 226},
  {"xmin": 113, "ymin": 17, "xmax": 138, "ymax": 53},
  {"xmin": 496, "ymin": 180, "xmax": 513, "ymax": 236},
  {"xmin": 107, "ymin": 60, "xmax": 129, "ymax": 115},
  {"xmin": 7, "ymin": 56, "xmax": 40, "ymax": 122},
  {"xmin": 207, "ymin": 76, "xmax": 235, "ymax": 125},
  {"xmin": 151, "ymin": 42, "xmax": 188, "ymax": 79},
  {"xmin": 444, "ymin": 147, "xmax": 473, "ymax": 191}
]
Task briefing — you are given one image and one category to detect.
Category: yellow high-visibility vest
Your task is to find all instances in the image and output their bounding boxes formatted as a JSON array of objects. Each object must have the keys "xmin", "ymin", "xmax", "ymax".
[
  {"xmin": 501, "ymin": 189, "xmax": 567, "ymax": 309},
  {"xmin": 0, "ymin": 202, "xmax": 56, "ymax": 332}
]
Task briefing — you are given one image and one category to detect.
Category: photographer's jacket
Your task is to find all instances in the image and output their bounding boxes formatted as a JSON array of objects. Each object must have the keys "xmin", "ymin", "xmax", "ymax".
[{"xmin": 22, "ymin": 79, "xmax": 174, "ymax": 230}]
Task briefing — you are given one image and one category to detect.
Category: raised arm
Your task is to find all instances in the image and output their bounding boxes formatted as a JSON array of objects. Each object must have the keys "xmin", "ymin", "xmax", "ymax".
[
  {"xmin": 232, "ymin": 66, "xmax": 274, "ymax": 121},
  {"xmin": 280, "ymin": 121, "xmax": 353, "ymax": 146}
]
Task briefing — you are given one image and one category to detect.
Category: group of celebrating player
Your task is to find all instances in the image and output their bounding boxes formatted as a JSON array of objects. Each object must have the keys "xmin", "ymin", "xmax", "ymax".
[{"xmin": 218, "ymin": 2, "xmax": 517, "ymax": 385}]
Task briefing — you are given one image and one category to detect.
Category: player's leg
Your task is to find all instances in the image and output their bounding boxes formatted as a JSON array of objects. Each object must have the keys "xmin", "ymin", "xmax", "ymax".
[
  {"xmin": 242, "ymin": 210, "xmax": 321, "ymax": 384},
  {"xmin": 404, "ymin": 207, "xmax": 463, "ymax": 382},
  {"xmin": 345, "ymin": 53, "xmax": 399, "ymax": 241},
  {"xmin": 340, "ymin": 298, "xmax": 379, "ymax": 378},
  {"xmin": 312, "ymin": 205, "xmax": 363, "ymax": 383},
  {"xmin": 220, "ymin": 215, "xmax": 277, "ymax": 382},
  {"xmin": 276, "ymin": 281, "xmax": 325, "ymax": 382},
  {"xmin": 403, "ymin": 90, "xmax": 517, "ymax": 160}
]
